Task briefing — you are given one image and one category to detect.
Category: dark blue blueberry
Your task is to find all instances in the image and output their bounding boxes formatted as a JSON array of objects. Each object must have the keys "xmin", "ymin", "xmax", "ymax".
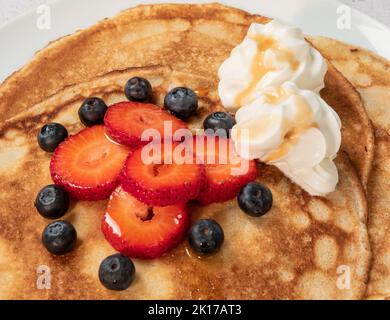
[
  {"xmin": 78, "ymin": 97, "xmax": 108, "ymax": 127},
  {"xmin": 238, "ymin": 182, "xmax": 273, "ymax": 217},
  {"xmin": 99, "ymin": 254, "xmax": 136, "ymax": 291},
  {"xmin": 38, "ymin": 123, "xmax": 68, "ymax": 152},
  {"xmin": 203, "ymin": 112, "xmax": 236, "ymax": 137},
  {"xmin": 164, "ymin": 87, "xmax": 198, "ymax": 120},
  {"xmin": 125, "ymin": 77, "xmax": 153, "ymax": 103},
  {"xmin": 42, "ymin": 221, "xmax": 77, "ymax": 256},
  {"xmin": 35, "ymin": 185, "xmax": 70, "ymax": 220},
  {"xmin": 188, "ymin": 219, "xmax": 224, "ymax": 255}
]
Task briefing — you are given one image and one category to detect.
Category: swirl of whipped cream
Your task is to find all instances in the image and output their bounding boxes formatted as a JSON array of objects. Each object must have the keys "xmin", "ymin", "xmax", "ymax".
[
  {"xmin": 218, "ymin": 20, "xmax": 327, "ymax": 111},
  {"xmin": 231, "ymin": 82, "xmax": 342, "ymax": 196}
]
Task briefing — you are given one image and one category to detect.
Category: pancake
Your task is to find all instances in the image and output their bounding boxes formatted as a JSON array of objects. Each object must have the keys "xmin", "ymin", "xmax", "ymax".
[
  {"xmin": 0, "ymin": 3, "xmax": 268, "ymax": 122},
  {"xmin": 321, "ymin": 63, "xmax": 374, "ymax": 191},
  {"xmin": 0, "ymin": 65, "xmax": 370, "ymax": 299},
  {"xmin": 0, "ymin": 4, "xmax": 373, "ymax": 191},
  {"xmin": 308, "ymin": 36, "xmax": 390, "ymax": 299}
]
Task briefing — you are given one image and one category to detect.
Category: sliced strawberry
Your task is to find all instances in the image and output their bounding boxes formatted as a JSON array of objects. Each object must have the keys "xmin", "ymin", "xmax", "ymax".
[
  {"xmin": 50, "ymin": 125, "xmax": 130, "ymax": 201},
  {"xmin": 104, "ymin": 102, "xmax": 188, "ymax": 148},
  {"xmin": 120, "ymin": 142, "xmax": 204, "ymax": 206},
  {"xmin": 191, "ymin": 135, "xmax": 258, "ymax": 205},
  {"xmin": 102, "ymin": 187, "xmax": 190, "ymax": 259}
]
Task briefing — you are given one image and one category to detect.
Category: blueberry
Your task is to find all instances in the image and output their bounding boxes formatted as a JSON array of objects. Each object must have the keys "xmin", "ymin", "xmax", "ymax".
[
  {"xmin": 42, "ymin": 221, "xmax": 77, "ymax": 256},
  {"xmin": 99, "ymin": 254, "xmax": 136, "ymax": 291},
  {"xmin": 188, "ymin": 219, "xmax": 224, "ymax": 255},
  {"xmin": 125, "ymin": 77, "xmax": 153, "ymax": 103},
  {"xmin": 35, "ymin": 185, "xmax": 70, "ymax": 220},
  {"xmin": 238, "ymin": 182, "xmax": 273, "ymax": 217},
  {"xmin": 203, "ymin": 112, "xmax": 236, "ymax": 137},
  {"xmin": 38, "ymin": 123, "xmax": 68, "ymax": 152},
  {"xmin": 164, "ymin": 87, "xmax": 198, "ymax": 120},
  {"xmin": 78, "ymin": 97, "xmax": 108, "ymax": 127}
]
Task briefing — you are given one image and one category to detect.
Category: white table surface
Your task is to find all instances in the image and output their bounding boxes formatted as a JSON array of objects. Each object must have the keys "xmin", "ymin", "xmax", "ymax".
[{"xmin": 0, "ymin": 0, "xmax": 389, "ymax": 26}]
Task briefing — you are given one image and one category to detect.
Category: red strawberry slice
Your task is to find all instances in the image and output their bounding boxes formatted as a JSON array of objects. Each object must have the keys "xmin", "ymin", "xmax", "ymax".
[
  {"xmin": 191, "ymin": 135, "xmax": 258, "ymax": 205},
  {"xmin": 50, "ymin": 125, "xmax": 130, "ymax": 201},
  {"xmin": 104, "ymin": 102, "xmax": 188, "ymax": 147},
  {"xmin": 120, "ymin": 142, "xmax": 205, "ymax": 206},
  {"xmin": 102, "ymin": 187, "xmax": 190, "ymax": 259}
]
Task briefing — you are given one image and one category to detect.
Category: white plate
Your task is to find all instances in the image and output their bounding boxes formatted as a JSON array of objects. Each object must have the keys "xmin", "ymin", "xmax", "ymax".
[{"xmin": 1, "ymin": 0, "xmax": 389, "ymax": 83}]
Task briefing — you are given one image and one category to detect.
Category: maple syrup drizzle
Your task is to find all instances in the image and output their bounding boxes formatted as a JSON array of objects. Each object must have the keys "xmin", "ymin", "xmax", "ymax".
[
  {"xmin": 235, "ymin": 35, "xmax": 299, "ymax": 107},
  {"xmin": 264, "ymin": 95, "xmax": 316, "ymax": 162}
]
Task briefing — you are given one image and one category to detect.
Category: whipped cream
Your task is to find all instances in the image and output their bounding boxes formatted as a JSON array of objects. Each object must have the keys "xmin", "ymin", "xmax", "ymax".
[
  {"xmin": 232, "ymin": 82, "xmax": 341, "ymax": 196},
  {"xmin": 218, "ymin": 20, "xmax": 327, "ymax": 111}
]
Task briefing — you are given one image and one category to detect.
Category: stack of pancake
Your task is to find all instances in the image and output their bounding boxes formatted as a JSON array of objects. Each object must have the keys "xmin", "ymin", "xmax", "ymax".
[{"xmin": 0, "ymin": 3, "xmax": 388, "ymax": 300}]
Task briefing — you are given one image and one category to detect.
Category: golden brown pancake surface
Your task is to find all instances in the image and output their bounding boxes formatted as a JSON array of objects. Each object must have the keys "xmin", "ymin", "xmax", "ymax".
[
  {"xmin": 0, "ymin": 4, "xmax": 373, "ymax": 190},
  {"xmin": 0, "ymin": 4, "xmax": 376, "ymax": 300},
  {"xmin": 309, "ymin": 36, "xmax": 390, "ymax": 299},
  {"xmin": 0, "ymin": 65, "xmax": 370, "ymax": 300}
]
